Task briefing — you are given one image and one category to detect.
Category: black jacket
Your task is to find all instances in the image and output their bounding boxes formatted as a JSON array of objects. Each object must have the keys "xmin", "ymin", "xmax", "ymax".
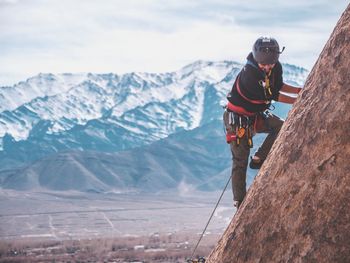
[{"xmin": 227, "ymin": 52, "xmax": 283, "ymax": 113}]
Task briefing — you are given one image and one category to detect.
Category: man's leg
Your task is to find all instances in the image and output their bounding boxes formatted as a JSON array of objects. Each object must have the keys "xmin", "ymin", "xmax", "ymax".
[
  {"xmin": 230, "ymin": 138, "xmax": 250, "ymax": 205},
  {"xmin": 254, "ymin": 114, "xmax": 284, "ymax": 161},
  {"xmin": 223, "ymin": 110, "xmax": 250, "ymax": 206}
]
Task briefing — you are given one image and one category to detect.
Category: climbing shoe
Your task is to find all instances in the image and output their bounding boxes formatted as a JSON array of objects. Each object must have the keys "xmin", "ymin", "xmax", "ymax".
[
  {"xmin": 249, "ymin": 156, "xmax": 264, "ymax": 169},
  {"xmin": 234, "ymin": 200, "xmax": 241, "ymax": 208}
]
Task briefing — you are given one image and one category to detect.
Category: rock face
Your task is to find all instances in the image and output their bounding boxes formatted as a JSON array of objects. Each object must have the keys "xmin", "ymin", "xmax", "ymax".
[{"xmin": 207, "ymin": 4, "xmax": 350, "ymax": 263}]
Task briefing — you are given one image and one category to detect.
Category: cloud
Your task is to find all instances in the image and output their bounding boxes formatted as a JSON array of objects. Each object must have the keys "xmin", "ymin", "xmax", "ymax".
[
  {"xmin": 0, "ymin": 0, "xmax": 349, "ymax": 85},
  {"xmin": 0, "ymin": 0, "xmax": 18, "ymax": 4}
]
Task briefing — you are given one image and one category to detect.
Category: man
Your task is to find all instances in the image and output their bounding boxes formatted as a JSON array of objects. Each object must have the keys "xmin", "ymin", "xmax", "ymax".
[{"xmin": 223, "ymin": 36, "xmax": 302, "ymax": 208}]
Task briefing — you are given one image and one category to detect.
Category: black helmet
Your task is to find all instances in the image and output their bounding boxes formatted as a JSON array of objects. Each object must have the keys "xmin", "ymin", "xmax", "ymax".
[{"xmin": 252, "ymin": 36, "xmax": 282, "ymax": 64}]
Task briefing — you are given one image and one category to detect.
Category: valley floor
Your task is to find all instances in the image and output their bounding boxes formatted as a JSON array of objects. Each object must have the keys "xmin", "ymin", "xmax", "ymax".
[{"xmin": 0, "ymin": 189, "xmax": 235, "ymax": 262}]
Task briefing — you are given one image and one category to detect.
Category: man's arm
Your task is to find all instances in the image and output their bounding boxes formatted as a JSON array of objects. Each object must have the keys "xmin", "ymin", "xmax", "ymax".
[
  {"xmin": 280, "ymin": 83, "xmax": 302, "ymax": 94},
  {"xmin": 277, "ymin": 83, "xmax": 302, "ymax": 104},
  {"xmin": 277, "ymin": 93, "xmax": 297, "ymax": 104}
]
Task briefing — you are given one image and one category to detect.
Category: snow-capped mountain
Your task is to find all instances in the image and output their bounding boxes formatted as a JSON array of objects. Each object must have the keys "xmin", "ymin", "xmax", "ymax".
[
  {"xmin": 0, "ymin": 61, "xmax": 241, "ymax": 141},
  {"xmin": 0, "ymin": 60, "xmax": 308, "ymax": 182}
]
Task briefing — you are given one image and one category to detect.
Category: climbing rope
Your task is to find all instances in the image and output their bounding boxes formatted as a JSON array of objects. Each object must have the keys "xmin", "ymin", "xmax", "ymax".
[{"xmin": 187, "ymin": 173, "xmax": 232, "ymax": 263}]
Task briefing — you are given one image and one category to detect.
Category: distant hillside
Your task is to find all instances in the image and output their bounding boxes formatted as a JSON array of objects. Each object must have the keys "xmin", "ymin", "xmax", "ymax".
[{"xmin": 0, "ymin": 120, "xmax": 258, "ymax": 192}]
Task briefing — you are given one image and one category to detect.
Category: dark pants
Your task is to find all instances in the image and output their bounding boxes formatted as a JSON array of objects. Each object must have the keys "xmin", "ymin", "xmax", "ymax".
[{"xmin": 223, "ymin": 111, "xmax": 284, "ymax": 202}]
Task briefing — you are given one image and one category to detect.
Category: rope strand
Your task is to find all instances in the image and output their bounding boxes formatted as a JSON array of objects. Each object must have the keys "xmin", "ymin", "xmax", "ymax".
[{"xmin": 189, "ymin": 173, "xmax": 232, "ymax": 261}]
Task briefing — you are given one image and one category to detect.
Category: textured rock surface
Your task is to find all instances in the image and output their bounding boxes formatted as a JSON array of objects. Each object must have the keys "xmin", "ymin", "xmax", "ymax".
[{"xmin": 207, "ymin": 4, "xmax": 350, "ymax": 263}]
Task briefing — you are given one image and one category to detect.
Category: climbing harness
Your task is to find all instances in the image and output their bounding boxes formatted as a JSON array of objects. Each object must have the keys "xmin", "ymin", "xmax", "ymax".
[
  {"xmin": 224, "ymin": 109, "xmax": 255, "ymax": 148},
  {"xmin": 186, "ymin": 173, "xmax": 233, "ymax": 263}
]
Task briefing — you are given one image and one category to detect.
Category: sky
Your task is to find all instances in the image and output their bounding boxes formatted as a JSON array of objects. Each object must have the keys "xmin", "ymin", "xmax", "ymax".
[{"xmin": 0, "ymin": 0, "xmax": 348, "ymax": 86}]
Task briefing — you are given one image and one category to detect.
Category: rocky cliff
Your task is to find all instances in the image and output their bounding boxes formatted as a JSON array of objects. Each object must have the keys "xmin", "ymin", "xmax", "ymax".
[{"xmin": 207, "ymin": 4, "xmax": 350, "ymax": 263}]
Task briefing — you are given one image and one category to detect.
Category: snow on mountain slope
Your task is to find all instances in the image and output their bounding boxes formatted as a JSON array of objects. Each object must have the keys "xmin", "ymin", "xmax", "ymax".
[
  {"xmin": 0, "ymin": 61, "xmax": 242, "ymax": 141},
  {"xmin": 0, "ymin": 73, "xmax": 87, "ymax": 112}
]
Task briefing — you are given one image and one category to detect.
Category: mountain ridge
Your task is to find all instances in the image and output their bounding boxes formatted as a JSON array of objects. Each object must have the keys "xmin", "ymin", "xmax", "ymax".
[{"xmin": 0, "ymin": 60, "xmax": 307, "ymax": 192}]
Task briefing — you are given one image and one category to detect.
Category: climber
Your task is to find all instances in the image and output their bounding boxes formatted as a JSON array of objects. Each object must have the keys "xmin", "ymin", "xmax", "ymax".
[{"xmin": 223, "ymin": 36, "xmax": 302, "ymax": 209}]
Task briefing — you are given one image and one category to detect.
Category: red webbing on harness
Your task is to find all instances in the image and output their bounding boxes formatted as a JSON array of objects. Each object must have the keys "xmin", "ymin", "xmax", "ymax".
[{"xmin": 226, "ymin": 101, "xmax": 256, "ymax": 117}]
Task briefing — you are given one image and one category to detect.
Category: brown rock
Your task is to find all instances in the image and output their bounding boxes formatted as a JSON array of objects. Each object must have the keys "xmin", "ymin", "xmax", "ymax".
[{"xmin": 207, "ymin": 4, "xmax": 350, "ymax": 263}]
